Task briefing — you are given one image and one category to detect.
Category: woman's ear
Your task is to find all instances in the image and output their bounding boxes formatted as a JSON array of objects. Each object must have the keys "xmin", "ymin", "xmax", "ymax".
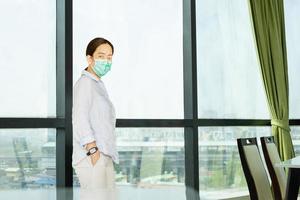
[{"xmin": 86, "ymin": 55, "xmax": 94, "ymax": 65}]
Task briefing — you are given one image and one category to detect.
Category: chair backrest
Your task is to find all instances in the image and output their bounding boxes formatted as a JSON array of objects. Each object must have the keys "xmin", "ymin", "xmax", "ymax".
[
  {"xmin": 237, "ymin": 137, "xmax": 273, "ymax": 200},
  {"xmin": 260, "ymin": 136, "xmax": 287, "ymax": 200}
]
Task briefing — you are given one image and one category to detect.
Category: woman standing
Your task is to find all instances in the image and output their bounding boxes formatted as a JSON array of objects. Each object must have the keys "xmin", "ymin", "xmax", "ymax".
[{"xmin": 72, "ymin": 37, "xmax": 119, "ymax": 199}]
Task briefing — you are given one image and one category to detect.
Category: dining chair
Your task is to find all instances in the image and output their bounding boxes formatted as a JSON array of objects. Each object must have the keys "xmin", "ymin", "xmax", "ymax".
[
  {"xmin": 260, "ymin": 136, "xmax": 287, "ymax": 200},
  {"xmin": 237, "ymin": 137, "xmax": 273, "ymax": 200}
]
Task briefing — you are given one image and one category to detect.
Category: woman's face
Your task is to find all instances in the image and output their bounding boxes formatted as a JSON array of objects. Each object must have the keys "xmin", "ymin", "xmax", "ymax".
[{"xmin": 87, "ymin": 43, "xmax": 113, "ymax": 66}]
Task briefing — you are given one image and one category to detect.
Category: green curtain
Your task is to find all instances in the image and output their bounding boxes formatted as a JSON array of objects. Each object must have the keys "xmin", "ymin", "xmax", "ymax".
[{"xmin": 248, "ymin": 0, "xmax": 295, "ymax": 160}]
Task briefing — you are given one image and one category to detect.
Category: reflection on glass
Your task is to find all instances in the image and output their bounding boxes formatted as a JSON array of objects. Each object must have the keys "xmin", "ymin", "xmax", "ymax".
[
  {"xmin": 0, "ymin": 129, "xmax": 56, "ymax": 189},
  {"xmin": 79, "ymin": 188, "xmax": 117, "ymax": 200},
  {"xmin": 199, "ymin": 127, "xmax": 271, "ymax": 199},
  {"xmin": 116, "ymin": 128, "xmax": 184, "ymax": 186}
]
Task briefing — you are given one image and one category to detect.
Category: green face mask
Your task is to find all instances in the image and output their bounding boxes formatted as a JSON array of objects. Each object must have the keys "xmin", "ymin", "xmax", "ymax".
[{"xmin": 92, "ymin": 59, "xmax": 112, "ymax": 77}]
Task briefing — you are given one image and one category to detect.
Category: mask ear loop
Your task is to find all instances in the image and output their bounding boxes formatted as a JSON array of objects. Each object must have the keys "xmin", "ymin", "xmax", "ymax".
[{"xmin": 86, "ymin": 55, "xmax": 95, "ymax": 67}]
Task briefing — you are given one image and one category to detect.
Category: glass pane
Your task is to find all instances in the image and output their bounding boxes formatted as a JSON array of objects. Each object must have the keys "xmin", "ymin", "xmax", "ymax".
[
  {"xmin": 0, "ymin": 129, "xmax": 56, "ymax": 199},
  {"xmin": 73, "ymin": 0, "xmax": 183, "ymax": 119},
  {"xmin": 291, "ymin": 127, "xmax": 300, "ymax": 156},
  {"xmin": 199, "ymin": 126, "xmax": 271, "ymax": 199},
  {"xmin": 196, "ymin": 0, "xmax": 269, "ymax": 119},
  {"xmin": 285, "ymin": 0, "xmax": 300, "ymax": 118},
  {"xmin": 73, "ymin": 128, "xmax": 185, "ymax": 200},
  {"xmin": 0, "ymin": 1, "xmax": 56, "ymax": 117}
]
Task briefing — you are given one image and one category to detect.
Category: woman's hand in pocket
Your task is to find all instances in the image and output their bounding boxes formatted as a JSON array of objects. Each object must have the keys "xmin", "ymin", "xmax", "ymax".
[{"xmin": 90, "ymin": 150, "xmax": 100, "ymax": 166}]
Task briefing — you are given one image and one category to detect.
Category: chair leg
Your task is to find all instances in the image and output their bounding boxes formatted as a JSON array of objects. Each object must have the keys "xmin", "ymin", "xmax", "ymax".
[{"xmin": 285, "ymin": 168, "xmax": 300, "ymax": 200}]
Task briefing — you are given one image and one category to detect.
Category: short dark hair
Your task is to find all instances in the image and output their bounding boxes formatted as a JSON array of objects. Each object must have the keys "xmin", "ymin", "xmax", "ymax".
[{"xmin": 86, "ymin": 37, "xmax": 114, "ymax": 56}]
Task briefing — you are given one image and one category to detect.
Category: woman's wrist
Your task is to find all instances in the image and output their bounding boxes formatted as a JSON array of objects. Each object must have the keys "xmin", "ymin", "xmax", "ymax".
[{"xmin": 85, "ymin": 141, "xmax": 97, "ymax": 150}]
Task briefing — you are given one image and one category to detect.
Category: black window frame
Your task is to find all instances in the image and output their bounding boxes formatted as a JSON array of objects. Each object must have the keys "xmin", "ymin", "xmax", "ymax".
[{"xmin": 1, "ymin": 0, "xmax": 300, "ymax": 200}]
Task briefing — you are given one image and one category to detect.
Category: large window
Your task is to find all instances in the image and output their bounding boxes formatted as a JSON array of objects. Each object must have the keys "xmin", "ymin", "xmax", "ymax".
[
  {"xmin": 73, "ymin": 0, "xmax": 183, "ymax": 119},
  {"xmin": 195, "ymin": 0, "xmax": 282, "ymax": 198},
  {"xmin": 290, "ymin": 127, "xmax": 300, "ymax": 156},
  {"xmin": 0, "ymin": 1, "xmax": 58, "ymax": 200},
  {"xmin": 0, "ymin": 129, "xmax": 56, "ymax": 199},
  {"xmin": 73, "ymin": 128, "xmax": 185, "ymax": 200},
  {"xmin": 0, "ymin": 1, "xmax": 56, "ymax": 117},
  {"xmin": 115, "ymin": 128, "xmax": 184, "ymax": 186},
  {"xmin": 198, "ymin": 127, "xmax": 271, "ymax": 199},
  {"xmin": 196, "ymin": 0, "xmax": 269, "ymax": 119},
  {"xmin": 1, "ymin": 0, "xmax": 300, "ymax": 200},
  {"xmin": 285, "ymin": 0, "xmax": 300, "ymax": 119}
]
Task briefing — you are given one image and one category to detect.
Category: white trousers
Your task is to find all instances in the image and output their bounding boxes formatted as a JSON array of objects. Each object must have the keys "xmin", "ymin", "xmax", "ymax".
[{"xmin": 74, "ymin": 152, "xmax": 118, "ymax": 200}]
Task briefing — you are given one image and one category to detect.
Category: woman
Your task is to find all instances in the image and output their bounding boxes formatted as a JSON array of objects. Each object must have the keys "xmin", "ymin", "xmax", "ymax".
[{"xmin": 72, "ymin": 37, "xmax": 119, "ymax": 199}]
